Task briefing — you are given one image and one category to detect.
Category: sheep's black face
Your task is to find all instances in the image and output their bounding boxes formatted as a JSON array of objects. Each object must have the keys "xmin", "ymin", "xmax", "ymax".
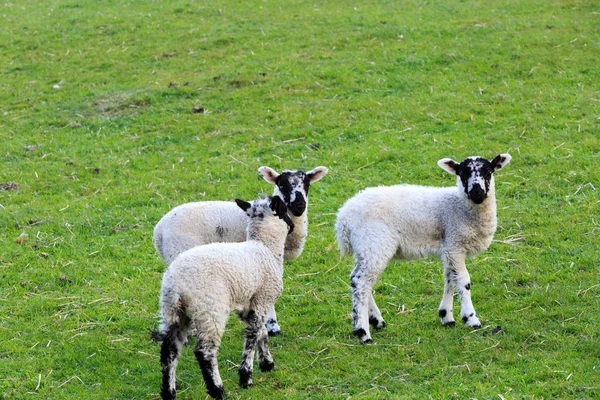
[
  {"xmin": 259, "ymin": 165, "xmax": 328, "ymax": 217},
  {"xmin": 457, "ymin": 157, "xmax": 494, "ymax": 204},
  {"xmin": 274, "ymin": 171, "xmax": 309, "ymax": 217}
]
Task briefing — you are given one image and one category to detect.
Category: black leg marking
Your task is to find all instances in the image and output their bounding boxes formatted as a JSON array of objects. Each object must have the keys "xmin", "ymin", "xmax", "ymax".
[
  {"xmin": 369, "ymin": 316, "xmax": 386, "ymax": 330},
  {"xmin": 465, "ymin": 283, "xmax": 471, "ymax": 291},
  {"xmin": 193, "ymin": 340, "xmax": 224, "ymax": 399},
  {"xmin": 439, "ymin": 309, "xmax": 447, "ymax": 318},
  {"xmin": 353, "ymin": 328, "xmax": 372, "ymax": 343},
  {"xmin": 462, "ymin": 313, "xmax": 475, "ymax": 324},
  {"xmin": 238, "ymin": 309, "xmax": 263, "ymax": 388},
  {"xmin": 160, "ymin": 325, "xmax": 180, "ymax": 400}
]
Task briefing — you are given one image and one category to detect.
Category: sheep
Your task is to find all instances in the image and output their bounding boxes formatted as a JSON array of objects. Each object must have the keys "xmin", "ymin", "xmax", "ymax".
[
  {"xmin": 156, "ymin": 195, "xmax": 293, "ymax": 400},
  {"xmin": 153, "ymin": 166, "xmax": 328, "ymax": 336},
  {"xmin": 335, "ymin": 154, "xmax": 512, "ymax": 344}
]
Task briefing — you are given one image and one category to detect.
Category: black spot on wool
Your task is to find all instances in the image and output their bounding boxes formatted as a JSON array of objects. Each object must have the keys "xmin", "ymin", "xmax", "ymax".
[
  {"xmin": 439, "ymin": 309, "xmax": 447, "ymax": 318},
  {"xmin": 215, "ymin": 226, "xmax": 225, "ymax": 238}
]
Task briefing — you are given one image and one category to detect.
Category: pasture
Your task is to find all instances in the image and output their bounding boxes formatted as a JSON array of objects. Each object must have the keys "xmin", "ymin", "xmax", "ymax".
[{"xmin": 1, "ymin": 0, "xmax": 598, "ymax": 398}]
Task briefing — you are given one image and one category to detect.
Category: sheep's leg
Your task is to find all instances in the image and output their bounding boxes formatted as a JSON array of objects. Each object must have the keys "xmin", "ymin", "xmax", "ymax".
[
  {"xmin": 440, "ymin": 254, "xmax": 481, "ymax": 328},
  {"xmin": 238, "ymin": 310, "xmax": 263, "ymax": 388},
  {"xmin": 368, "ymin": 292, "xmax": 386, "ymax": 330},
  {"xmin": 439, "ymin": 265, "xmax": 456, "ymax": 326},
  {"xmin": 455, "ymin": 266, "xmax": 481, "ymax": 328},
  {"xmin": 160, "ymin": 324, "xmax": 186, "ymax": 400},
  {"xmin": 256, "ymin": 325, "xmax": 275, "ymax": 372},
  {"xmin": 350, "ymin": 260, "xmax": 372, "ymax": 344},
  {"xmin": 351, "ymin": 256, "xmax": 389, "ymax": 343},
  {"xmin": 265, "ymin": 304, "xmax": 281, "ymax": 336},
  {"xmin": 194, "ymin": 337, "xmax": 225, "ymax": 400}
]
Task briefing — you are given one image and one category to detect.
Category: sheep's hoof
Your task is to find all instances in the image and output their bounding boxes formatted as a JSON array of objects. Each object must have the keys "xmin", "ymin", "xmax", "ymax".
[
  {"xmin": 259, "ymin": 360, "xmax": 275, "ymax": 372},
  {"xmin": 353, "ymin": 328, "xmax": 372, "ymax": 344},
  {"xmin": 239, "ymin": 379, "xmax": 252, "ymax": 389},
  {"xmin": 441, "ymin": 320, "xmax": 456, "ymax": 327},
  {"xmin": 266, "ymin": 320, "xmax": 281, "ymax": 336},
  {"xmin": 207, "ymin": 385, "xmax": 226, "ymax": 399},
  {"xmin": 369, "ymin": 317, "xmax": 386, "ymax": 330},
  {"xmin": 238, "ymin": 367, "xmax": 252, "ymax": 389},
  {"xmin": 462, "ymin": 314, "xmax": 481, "ymax": 328}
]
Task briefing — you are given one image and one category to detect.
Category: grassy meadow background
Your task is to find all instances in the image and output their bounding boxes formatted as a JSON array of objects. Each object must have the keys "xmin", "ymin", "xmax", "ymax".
[{"xmin": 1, "ymin": 0, "xmax": 599, "ymax": 398}]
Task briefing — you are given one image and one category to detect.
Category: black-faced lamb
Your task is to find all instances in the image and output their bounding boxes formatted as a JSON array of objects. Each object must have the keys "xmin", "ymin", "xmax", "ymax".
[
  {"xmin": 153, "ymin": 166, "xmax": 328, "ymax": 336},
  {"xmin": 335, "ymin": 154, "xmax": 512, "ymax": 343},
  {"xmin": 156, "ymin": 196, "xmax": 293, "ymax": 400}
]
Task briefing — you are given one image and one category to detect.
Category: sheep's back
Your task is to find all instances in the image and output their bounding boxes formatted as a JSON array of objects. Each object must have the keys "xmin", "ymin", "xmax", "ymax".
[
  {"xmin": 154, "ymin": 201, "xmax": 249, "ymax": 264},
  {"xmin": 164, "ymin": 242, "xmax": 283, "ymax": 312},
  {"xmin": 337, "ymin": 184, "xmax": 458, "ymax": 259}
]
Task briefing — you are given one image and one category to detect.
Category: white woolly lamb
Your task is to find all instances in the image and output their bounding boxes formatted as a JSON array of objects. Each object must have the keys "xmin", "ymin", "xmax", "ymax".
[
  {"xmin": 335, "ymin": 154, "xmax": 512, "ymax": 343},
  {"xmin": 155, "ymin": 196, "xmax": 293, "ymax": 400},
  {"xmin": 153, "ymin": 166, "xmax": 328, "ymax": 336}
]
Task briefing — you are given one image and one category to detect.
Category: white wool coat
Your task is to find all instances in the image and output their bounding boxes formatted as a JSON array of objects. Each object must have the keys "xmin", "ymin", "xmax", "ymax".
[
  {"xmin": 154, "ymin": 201, "xmax": 308, "ymax": 265},
  {"xmin": 336, "ymin": 182, "xmax": 498, "ymax": 261},
  {"xmin": 159, "ymin": 212, "xmax": 288, "ymax": 336}
]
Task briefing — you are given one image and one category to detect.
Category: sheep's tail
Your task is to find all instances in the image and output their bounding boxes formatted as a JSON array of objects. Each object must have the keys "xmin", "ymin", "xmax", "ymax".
[
  {"xmin": 153, "ymin": 223, "xmax": 165, "ymax": 260},
  {"xmin": 335, "ymin": 217, "xmax": 352, "ymax": 257},
  {"xmin": 150, "ymin": 330, "xmax": 165, "ymax": 342},
  {"xmin": 153, "ymin": 276, "xmax": 186, "ymax": 342}
]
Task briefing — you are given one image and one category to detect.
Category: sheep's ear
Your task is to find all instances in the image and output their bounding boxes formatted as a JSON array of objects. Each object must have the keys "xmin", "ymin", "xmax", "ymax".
[
  {"xmin": 306, "ymin": 166, "xmax": 329, "ymax": 183},
  {"xmin": 258, "ymin": 166, "xmax": 279, "ymax": 184},
  {"xmin": 270, "ymin": 195, "xmax": 285, "ymax": 214},
  {"xmin": 235, "ymin": 198, "xmax": 252, "ymax": 212},
  {"xmin": 491, "ymin": 153, "xmax": 512, "ymax": 171},
  {"xmin": 437, "ymin": 158, "xmax": 460, "ymax": 175},
  {"xmin": 271, "ymin": 196, "xmax": 294, "ymax": 233}
]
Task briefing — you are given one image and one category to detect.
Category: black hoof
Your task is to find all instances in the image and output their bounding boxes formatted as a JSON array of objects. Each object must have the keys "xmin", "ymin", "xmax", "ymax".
[
  {"xmin": 267, "ymin": 329, "xmax": 281, "ymax": 337},
  {"xmin": 162, "ymin": 388, "xmax": 176, "ymax": 400},
  {"xmin": 442, "ymin": 321, "xmax": 456, "ymax": 327},
  {"xmin": 238, "ymin": 367, "xmax": 252, "ymax": 389},
  {"xmin": 207, "ymin": 385, "xmax": 226, "ymax": 399},
  {"xmin": 353, "ymin": 328, "xmax": 372, "ymax": 344},
  {"xmin": 259, "ymin": 360, "xmax": 275, "ymax": 372}
]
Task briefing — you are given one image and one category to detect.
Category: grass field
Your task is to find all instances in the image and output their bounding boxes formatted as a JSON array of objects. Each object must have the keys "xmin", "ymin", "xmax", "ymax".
[{"xmin": 1, "ymin": 0, "xmax": 599, "ymax": 398}]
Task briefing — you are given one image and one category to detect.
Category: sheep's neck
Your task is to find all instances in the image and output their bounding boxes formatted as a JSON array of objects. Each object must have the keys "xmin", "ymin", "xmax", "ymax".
[
  {"xmin": 248, "ymin": 223, "xmax": 287, "ymax": 264},
  {"xmin": 284, "ymin": 212, "xmax": 308, "ymax": 261},
  {"xmin": 466, "ymin": 187, "xmax": 498, "ymax": 232}
]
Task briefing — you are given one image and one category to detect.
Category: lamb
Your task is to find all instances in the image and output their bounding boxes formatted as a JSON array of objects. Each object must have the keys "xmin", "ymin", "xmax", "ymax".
[
  {"xmin": 153, "ymin": 166, "xmax": 328, "ymax": 336},
  {"xmin": 335, "ymin": 154, "xmax": 512, "ymax": 344},
  {"xmin": 156, "ymin": 196, "xmax": 293, "ymax": 400}
]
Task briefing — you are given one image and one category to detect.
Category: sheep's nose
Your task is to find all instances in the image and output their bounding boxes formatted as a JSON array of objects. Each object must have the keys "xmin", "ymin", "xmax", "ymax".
[
  {"xmin": 289, "ymin": 197, "xmax": 306, "ymax": 216},
  {"xmin": 469, "ymin": 185, "xmax": 486, "ymax": 204}
]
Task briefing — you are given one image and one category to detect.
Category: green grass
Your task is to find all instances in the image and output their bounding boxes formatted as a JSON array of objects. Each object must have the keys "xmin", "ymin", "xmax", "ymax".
[{"xmin": 1, "ymin": 0, "xmax": 599, "ymax": 398}]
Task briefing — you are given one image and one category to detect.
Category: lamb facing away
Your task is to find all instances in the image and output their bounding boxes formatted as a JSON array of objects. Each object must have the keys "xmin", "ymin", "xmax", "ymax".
[
  {"xmin": 335, "ymin": 154, "xmax": 512, "ymax": 344},
  {"xmin": 155, "ymin": 196, "xmax": 293, "ymax": 400},
  {"xmin": 153, "ymin": 166, "xmax": 328, "ymax": 336}
]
